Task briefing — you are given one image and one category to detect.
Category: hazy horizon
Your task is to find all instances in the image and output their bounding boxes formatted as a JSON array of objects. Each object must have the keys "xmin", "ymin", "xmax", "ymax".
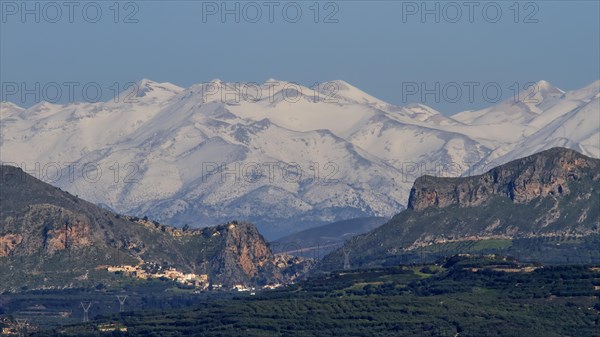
[{"xmin": 2, "ymin": 1, "xmax": 598, "ymax": 114}]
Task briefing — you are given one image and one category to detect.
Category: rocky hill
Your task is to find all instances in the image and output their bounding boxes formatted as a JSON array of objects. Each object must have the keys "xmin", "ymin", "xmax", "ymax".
[
  {"xmin": 0, "ymin": 165, "xmax": 309, "ymax": 292},
  {"xmin": 319, "ymin": 148, "xmax": 600, "ymax": 270},
  {"xmin": 408, "ymin": 147, "xmax": 600, "ymax": 210}
]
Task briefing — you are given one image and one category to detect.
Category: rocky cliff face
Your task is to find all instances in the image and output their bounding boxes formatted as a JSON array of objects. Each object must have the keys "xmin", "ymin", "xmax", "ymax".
[
  {"xmin": 202, "ymin": 222, "xmax": 278, "ymax": 284},
  {"xmin": 1, "ymin": 204, "xmax": 98, "ymax": 257},
  {"xmin": 0, "ymin": 165, "xmax": 308, "ymax": 291},
  {"xmin": 319, "ymin": 148, "xmax": 600, "ymax": 271},
  {"xmin": 408, "ymin": 147, "xmax": 600, "ymax": 211}
]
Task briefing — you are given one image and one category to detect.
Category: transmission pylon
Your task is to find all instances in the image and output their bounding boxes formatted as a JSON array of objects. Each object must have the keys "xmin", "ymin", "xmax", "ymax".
[
  {"xmin": 117, "ymin": 295, "xmax": 128, "ymax": 312},
  {"xmin": 15, "ymin": 319, "xmax": 27, "ymax": 337},
  {"xmin": 81, "ymin": 301, "xmax": 92, "ymax": 322},
  {"xmin": 342, "ymin": 246, "xmax": 351, "ymax": 270}
]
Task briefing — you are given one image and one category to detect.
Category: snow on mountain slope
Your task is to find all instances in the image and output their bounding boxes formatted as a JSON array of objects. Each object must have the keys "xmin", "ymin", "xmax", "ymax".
[
  {"xmin": 445, "ymin": 80, "xmax": 599, "ymax": 153},
  {"xmin": 117, "ymin": 127, "xmax": 399, "ymax": 237},
  {"xmin": 394, "ymin": 104, "xmax": 460, "ymax": 126},
  {"xmin": 0, "ymin": 79, "xmax": 598, "ymax": 239},
  {"xmin": 22, "ymin": 83, "xmax": 408, "ymax": 238},
  {"xmin": 317, "ymin": 80, "xmax": 392, "ymax": 109},
  {"xmin": 133, "ymin": 121, "xmax": 406, "ymax": 238},
  {"xmin": 412, "ymin": 83, "xmax": 568, "ymax": 148},
  {"xmin": 452, "ymin": 80, "xmax": 566, "ymax": 125},
  {"xmin": 0, "ymin": 101, "xmax": 24, "ymax": 117},
  {"xmin": 0, "ymin": 102, "xmax": 25, "ymax": 146},
  {"xmin": 194, "ymin": 79, "xmax": 404, "ymax": 138},
  {"xmin": 528, "ymin": 80, "xmax": 599, "ymax": 129},
  {"xmin": 475, "ymin": 96, "xmax": 600, "ymax": 171},
  {"xmin": 346, "ymin": 113, "xmax": 488, "ymax": 175},
  {"xmin": 0, "ymin": 80, "xmax": 183, "ymax": 164}
]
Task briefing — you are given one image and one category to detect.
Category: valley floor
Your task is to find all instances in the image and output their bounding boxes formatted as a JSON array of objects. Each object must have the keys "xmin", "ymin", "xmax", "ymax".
[{"xmin": 13, "ymin": 256, "xmax": 600, "ymax": 337}]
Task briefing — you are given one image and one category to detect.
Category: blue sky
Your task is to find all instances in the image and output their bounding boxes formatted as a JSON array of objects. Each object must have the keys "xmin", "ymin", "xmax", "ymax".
[{"xmin": 1, "ymin": 0, "xmax": 599, "ymax": 114}]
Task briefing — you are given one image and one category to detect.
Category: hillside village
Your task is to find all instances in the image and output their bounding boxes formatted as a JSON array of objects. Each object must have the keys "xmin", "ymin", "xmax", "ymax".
[
  {"xmin": 106, "ymin": 264, "xmax": 284, "ymax": 292},
  {"xmin": 106, "ymin": 265, "xmax": 211, "ymax": 290}
]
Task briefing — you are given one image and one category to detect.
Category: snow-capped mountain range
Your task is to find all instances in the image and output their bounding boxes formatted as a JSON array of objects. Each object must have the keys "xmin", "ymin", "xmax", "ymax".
[{"xmin": 1, "ymin": 79, "xmax": 598, "ymax": 239}]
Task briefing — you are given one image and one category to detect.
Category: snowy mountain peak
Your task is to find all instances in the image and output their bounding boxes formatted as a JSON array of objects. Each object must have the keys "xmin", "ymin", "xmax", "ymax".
[
  {"xmin": 0, "ymin": 101, "xmax": 25, "ymax": 117},
  {"xmin": 327, "ymin": 79, "xmax": 355, "ymax": 91},
  {"xmin": 134, "ymin": 79, "xmax": 184, "ymax": 99},
  {"xmin": 513, "ymin": 80, "xmax": 565, "ymax": 114},
  {"xmin": 137, "ymin": 78, "xmax": 157, "ymax": 87},
  {"xmin": 535, "ymin": 79, "xmax": 556, "ymax": 89},
  {"xmin": 511, "ymin": 80, "xmax": 565, "ymax": 107},
  {"xmin": 452, "ymin": 80, "xmax": 568, "ymax": 125},
  {"xmin": 317, "ymin": 80, "xmax": 388, "ymax": 106},
  {"xmin": 532, "ymin": 80, "xmax": 565, "ymax": 95}
]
